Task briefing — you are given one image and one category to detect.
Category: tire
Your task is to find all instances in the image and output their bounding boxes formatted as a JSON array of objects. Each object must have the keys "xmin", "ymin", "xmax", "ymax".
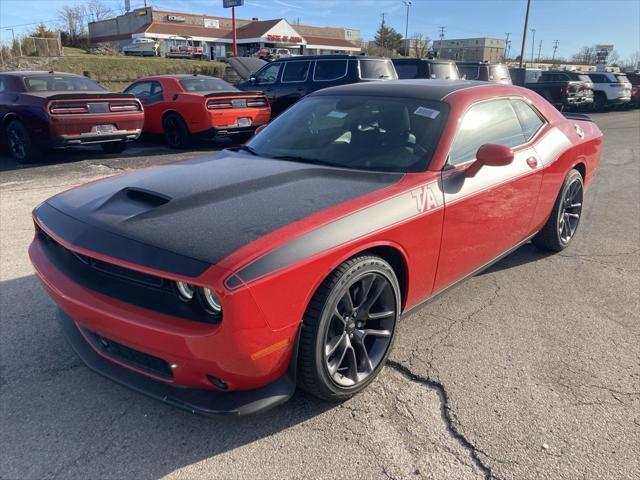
[
  {"xmin": 100, "ymin": 141, "xmax": 127, "ymax": 154},
  {"xmin": 298, "ymin": 255, "xmax": 400, "ymax": 401},
  {"xmin": 533, "ymin": 169, "xmax": 584, "ymax": 252},
  {"xmin": 6, "ymin": 120, "xmax": 43, "ymax": 163},
  {"xmin": 593, "ymin": 92, "xmax": 607, "ymax": 112},
  {"xmin": 163, "ymin": 113, "xmax": 192, "ymax": 149}
]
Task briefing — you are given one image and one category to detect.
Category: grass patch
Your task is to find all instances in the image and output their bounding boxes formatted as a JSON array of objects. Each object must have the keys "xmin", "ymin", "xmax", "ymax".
[{"xmin": 49, "ymin": 55, "xmax": 227, "ymax": 83}]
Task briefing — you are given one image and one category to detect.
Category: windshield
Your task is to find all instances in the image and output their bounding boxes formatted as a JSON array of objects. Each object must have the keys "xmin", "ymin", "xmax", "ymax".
[
  {"xmin": 458, "ymin": 65, "xmax": 479, "ymax": 80},
  {"xmin": 24, "ymin": 75, "xmax": 106, "ymax": 92},
  {"xmin": 246, "ymin": 95, "xmax": 448, "ymax": 172},
  {"xmin": 179, "ymin": 76, "xmax": 236, "ymax": 92},
  {"xmin": 359, "ymin": 59, "xmax": 397, "ymax": 80},
  {"xmin": 431, "ymin": 63, "xmax": 459, "ymax": 79}
]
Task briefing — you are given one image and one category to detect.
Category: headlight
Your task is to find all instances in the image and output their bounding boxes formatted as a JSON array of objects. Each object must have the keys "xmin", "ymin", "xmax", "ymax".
[
  {"xmin": 201, "ymin": 287, "xmax": 222, "ymax": 314},
  {"xmin": 175, "ymin": 281, "xmax": 195, "ymax": 301}
]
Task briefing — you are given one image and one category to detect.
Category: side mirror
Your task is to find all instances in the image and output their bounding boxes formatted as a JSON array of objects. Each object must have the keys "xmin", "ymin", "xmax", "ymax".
[
  {"xmin": 249, "ymin": 75, "xmax": 256, "ymax": 83},
  {"xmin": 466, "ymin": 144, "xmax": 514, "ymax": 177}
]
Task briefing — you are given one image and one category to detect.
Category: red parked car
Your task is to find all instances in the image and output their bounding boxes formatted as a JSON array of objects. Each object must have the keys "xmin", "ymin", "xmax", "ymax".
[
  {"xmin": 123, "ymin": 75, "xmax": 270, "ymax": 147},
  {"xmin": 0, "ymin": 71, "xmax": 143, "ymax": 163},
  {"xmin": 30, "ymin": 80, "xmax": 602, "ymax": 415}
]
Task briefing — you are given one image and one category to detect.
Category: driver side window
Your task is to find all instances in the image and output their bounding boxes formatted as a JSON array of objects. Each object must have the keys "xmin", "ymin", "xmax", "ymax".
[
  {"xmin": 448, "ymin": 99, "xmax": 526, "ymax": 166},
  {"xmin": 255, "ymin": 63, "xmax": 282, "ymax": 85}
]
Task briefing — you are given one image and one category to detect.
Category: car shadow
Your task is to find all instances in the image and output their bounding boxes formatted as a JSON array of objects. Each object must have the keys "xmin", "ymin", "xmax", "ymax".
[
  {"xmin": 0, "ymin": 137, "xmax": 239, "ymax": 173},
  {"xmin": 478, "ymin": 241, "xmax": 552, "ymax": 275},
  {"xmin": 0, "ymin": 274, "xmax": 333, "ymax": 478}
]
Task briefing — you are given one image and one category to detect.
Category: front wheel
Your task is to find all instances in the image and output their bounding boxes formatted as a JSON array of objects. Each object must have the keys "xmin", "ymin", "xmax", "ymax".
[
  {"xmin": 298, "ymin": 255, "xmax": 400, "ymax": 401},
  {"xmin": 533, "ymin": 169, "xmax": 584, "ymax": 252}
]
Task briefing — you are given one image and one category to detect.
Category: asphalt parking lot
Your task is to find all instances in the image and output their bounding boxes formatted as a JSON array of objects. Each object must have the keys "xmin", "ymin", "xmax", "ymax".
[{"xmin": 1, "ymin": 110, "xmax": 638, "ymax": 480}]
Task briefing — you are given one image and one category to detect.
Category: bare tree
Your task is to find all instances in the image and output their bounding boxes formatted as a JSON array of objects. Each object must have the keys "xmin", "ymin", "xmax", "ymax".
[
  {"xmin": 624, "ymin": 50, "xmax": 640, "ymax": 70},
  {"xmin": 571, "ymin": 45, "xmax": 595, "ymax": 65},
  {"xmin": 606, "ymin": 49, "xmax": 621, "ymax": 66},
  {"xmin": 84, "ymin": 0, "xmax": 113, "ymax": 23},
  {"xmin": 57, "ymin": 4, "xmax": 86, "ymax": 46},
  {"xmin": 410, "ymin": 33, "xmax": 429, "ymax": 58}
]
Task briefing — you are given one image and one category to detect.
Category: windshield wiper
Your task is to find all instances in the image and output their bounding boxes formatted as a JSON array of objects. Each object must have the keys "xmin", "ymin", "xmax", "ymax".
[
  {"xmin": 238, "ymin": 144, "xmax": 259, "ymax": 156},
  {"xmin": 270, "ymin": 155, "xmax": 342, "ymax": 168}
]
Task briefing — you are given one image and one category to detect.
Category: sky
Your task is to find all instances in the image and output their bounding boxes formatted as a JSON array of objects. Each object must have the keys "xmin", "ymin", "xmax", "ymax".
[{"xmin": 1, "ymin": 0, "xmax": 639, "ymax": 61}]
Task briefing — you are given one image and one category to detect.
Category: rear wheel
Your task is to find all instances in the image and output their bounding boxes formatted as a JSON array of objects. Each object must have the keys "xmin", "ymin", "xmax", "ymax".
[
  {"xmin": 163, "ymin": 113, "xmax": 192, "ymax": 149},
  {"xmin": 533, "ymin": 169, "xmax": 584, "ymax": 252},
  {"xmin": 6, "ymin": 120, "xmax": 43, "ymax": 163},
  {"xmin": 593, "ymin": 92, "xmax": 607, "ymax": 112},
  {"xmin": 100, "ymin": 141, "xmax": 127, "ymax": 154},
  {"xmin": 298, "ymin": 255, "xmax": 400, "ymax": 401}
]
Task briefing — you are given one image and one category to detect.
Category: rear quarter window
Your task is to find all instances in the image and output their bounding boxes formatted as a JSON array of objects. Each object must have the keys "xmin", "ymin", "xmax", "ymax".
[
  {"xmin": 458, "ymin": 65, "xmax": 479, "ymax": 80},
  {"xmin": 282, "ymin": 61, "xmax": 311, "ymax": 83},
  {"xmin": 358, "ymin": 59, "xmax": 396, "ymax": 80},
  {"xmin": 313, "ymin": 60, "xmax": 349, "ymax": 81}
]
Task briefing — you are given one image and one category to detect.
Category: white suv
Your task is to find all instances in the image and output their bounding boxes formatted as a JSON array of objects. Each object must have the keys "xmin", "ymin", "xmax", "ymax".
[{"xmin": 587, "ymin": 72, "xmax": 632, "ymax": 110}]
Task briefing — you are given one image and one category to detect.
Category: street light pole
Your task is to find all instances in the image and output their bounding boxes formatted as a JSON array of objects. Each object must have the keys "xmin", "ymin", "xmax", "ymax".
[
  {"xmin": 518, "ymin": 0, "xmax": 531, "ymax": 68},
  {"xmin": 403, "ymin": 1, "xmax": 412, "ymax": 56},
  {"xmin": 530, "ymin": 28, "xmax": 536, "ymax": 64}
]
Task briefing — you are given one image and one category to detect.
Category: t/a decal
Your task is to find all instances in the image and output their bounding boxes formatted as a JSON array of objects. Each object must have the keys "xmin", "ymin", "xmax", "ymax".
[{"xmin": 411, "ymin": 184, "xmax": 441, "ymax": 213}]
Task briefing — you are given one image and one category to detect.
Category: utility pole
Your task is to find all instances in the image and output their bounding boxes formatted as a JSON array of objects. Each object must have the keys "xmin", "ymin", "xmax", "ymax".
[
  {"xmin": 403, "ymin": 1, "xmax": 412, "ymax": 56},
  {"xmin": 551, "ymin": 39, "xmax": 559, "ymax": 62},
  {"xmin": 504, "ymin": 32, "xmax": 511, "ymax": 60},
  {"xmin": 530, "ymin": 28, "xmax": 536, "ymax": 64},
  {"xmin": 6, "ymin": 28, "xmax": 22, "ymax": 57},
  {"xmin": 518, "ymin": 0, "xmax": 531, "ymax": 68},
  {"xmin": 439, "ymin": 26, "xmax": 446, "ymax": 42},
  {"xmin": 537, "ymin": 39, "xmax": 542, "ymax": 62}
]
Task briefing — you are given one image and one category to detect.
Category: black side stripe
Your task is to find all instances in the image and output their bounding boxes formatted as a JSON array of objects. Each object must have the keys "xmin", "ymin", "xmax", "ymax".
[{"xmin": 232, "ymin": 181, "xmax": 444, "ymax": 286}]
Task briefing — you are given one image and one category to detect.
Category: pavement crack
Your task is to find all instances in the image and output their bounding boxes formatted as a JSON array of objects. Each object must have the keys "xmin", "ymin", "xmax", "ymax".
[{"xmin": 386, "ymin": 360, "xmax": 499, "ymax": 480}]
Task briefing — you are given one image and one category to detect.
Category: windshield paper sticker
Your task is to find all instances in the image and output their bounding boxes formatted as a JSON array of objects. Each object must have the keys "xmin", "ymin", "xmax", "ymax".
[
  {"xmin": 414, "ymin": 106, "xmax": 440, "ymax": 119},
  {"xmin": 327, "ymin": 110, "xmax": 348, "ymax": 119}
]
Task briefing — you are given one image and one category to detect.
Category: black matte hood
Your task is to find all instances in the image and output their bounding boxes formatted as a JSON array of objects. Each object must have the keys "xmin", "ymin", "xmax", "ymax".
[{"xmin": 40, "ymin": 151, "xmax": 403, "ymax": 272}]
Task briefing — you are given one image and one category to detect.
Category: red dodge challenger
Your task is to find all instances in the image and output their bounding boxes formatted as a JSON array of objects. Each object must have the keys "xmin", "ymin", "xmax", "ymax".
[
  {"xmin": 29, "ymin": 80, "xmax": 602, "ymax": 415},
  {"xmin": 123, "ymin": 74, "xmax": 271, "ymax": 148},
  {"xmin": 0, "ymin": 71, "xmax": 143, "ymax": 163}
]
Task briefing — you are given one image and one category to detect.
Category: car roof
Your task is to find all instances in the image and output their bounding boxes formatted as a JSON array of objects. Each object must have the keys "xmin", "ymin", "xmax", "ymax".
[
  {"xmin": 0, "ymin": 71, "xmax": 85, "ymax": 78},
  {"xmin": 392, "ymin": 58, "xmax": 455, "ymax": 64},
  {"xmin": 310, "ymin": 79, "xmax": 492, "ymax": 101},
  {"xmin": 456, "ymin": 62, "xmax": 506, "ymax": 66},
  {"xmin": 273, "ymin": 54, "xmax": 388, "ymax": 62}
]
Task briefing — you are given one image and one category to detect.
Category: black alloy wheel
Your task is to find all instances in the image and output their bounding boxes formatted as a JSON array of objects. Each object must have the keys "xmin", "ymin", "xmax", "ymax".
[
  {"xmin": 163, "ymin": 113, "xmax": 192, "ymax": 149},
  {"xmin": 298, "ymin": 255, "xmax": 400, "ymax": 401},
  {"xmin": 6, "ymin": 120, "xmax": 42, "ymax": 163},
  {"xmin": 533, "ymin": 169, "xmax": 584, "ymax": 252}
]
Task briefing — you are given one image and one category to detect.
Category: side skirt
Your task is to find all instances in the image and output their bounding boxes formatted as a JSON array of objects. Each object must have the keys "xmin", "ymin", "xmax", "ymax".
[{"xmin": 401, "ymin": 232, "xmax": 538, "ymax": 319}]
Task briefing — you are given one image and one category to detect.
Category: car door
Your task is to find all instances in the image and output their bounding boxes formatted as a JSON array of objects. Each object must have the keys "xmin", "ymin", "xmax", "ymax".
[
  {"xmin": 124, "ymin": 80, "xmax": 164, "ymax": 132},
  {"xmin": 252, "ymin": 62, "xmax": 283, "ymax": 113},
  {"xmin": 432, "ymin": 97, "xmax": 545, "ymax": 292},
  {"xmin": 276, "ymin": 59, "xmax": 312, "ymax": 114}
]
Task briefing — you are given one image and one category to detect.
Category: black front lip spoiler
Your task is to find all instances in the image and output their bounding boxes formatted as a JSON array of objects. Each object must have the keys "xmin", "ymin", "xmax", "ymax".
[{"xmin": 58, "ymin": 309, "xmax": 297, "ymax": 416}]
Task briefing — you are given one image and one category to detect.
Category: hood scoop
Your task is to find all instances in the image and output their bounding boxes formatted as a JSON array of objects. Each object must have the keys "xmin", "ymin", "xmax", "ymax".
[{"xmin": 94, "ymin": 187, "xmax": 171, "ymax": 219}]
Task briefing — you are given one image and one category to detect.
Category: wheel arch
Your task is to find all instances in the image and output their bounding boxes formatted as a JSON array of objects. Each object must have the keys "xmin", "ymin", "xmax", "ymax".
[
  {"xmin": 572, "ymin": 161, "xmax": 586, "ymax": 180},
  {"xmin": 162, "ymin": 109, "xmax": 190, "ymax": 133}
]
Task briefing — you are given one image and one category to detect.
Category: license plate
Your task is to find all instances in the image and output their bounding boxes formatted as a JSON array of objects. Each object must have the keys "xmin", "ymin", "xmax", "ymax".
[
  {"xmin": 94, "ymin": 124, "xmax": 115, "ymax": 134},
  {"xmin": 232, "ymin": 99, "xmax": 247, "ymax": 108},
  {"xmin": 237, "ymin": 117, "xmax": 251, "ymax": 127}
]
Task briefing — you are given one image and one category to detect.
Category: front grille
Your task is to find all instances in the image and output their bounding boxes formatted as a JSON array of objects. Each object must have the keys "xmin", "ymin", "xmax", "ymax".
[
  {"xmin": 36, "ymin": 225, "xmax": 220, "ymax": 324},
  {"xmin": 85, "ymin": 329, "xmax": 173, "ymax": 379}
]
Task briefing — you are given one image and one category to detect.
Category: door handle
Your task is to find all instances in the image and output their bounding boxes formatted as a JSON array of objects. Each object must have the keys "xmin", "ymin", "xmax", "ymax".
[{"xmin": 526, "ymin": 156, "xmax": 539, "ymax": 169}]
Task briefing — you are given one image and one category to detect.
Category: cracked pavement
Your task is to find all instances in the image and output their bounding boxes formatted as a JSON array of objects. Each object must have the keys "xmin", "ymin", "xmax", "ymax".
[{"xmin": 1, "ymin": 111, "xmax": 639, "ymax": 479}]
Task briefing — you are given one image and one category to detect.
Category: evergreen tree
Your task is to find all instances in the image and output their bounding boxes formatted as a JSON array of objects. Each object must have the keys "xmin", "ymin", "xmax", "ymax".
[{"xmin": 374, "ymin": 20, "xmax": 403, "ymax": 51}]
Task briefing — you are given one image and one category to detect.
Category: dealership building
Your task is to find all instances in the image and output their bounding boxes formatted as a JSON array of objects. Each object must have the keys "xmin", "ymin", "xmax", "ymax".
[{"xmin": 88, "ymin": 7, "xmax": 361, "ymax": 59}]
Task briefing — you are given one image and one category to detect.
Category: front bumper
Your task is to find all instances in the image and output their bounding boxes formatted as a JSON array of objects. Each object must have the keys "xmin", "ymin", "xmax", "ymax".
[
  {"xmin": 58, "ymin": 309, "xmax": 296, "ymax": 415},
  {"xmin": 566, "ymin": 95, "xmax": 593, "ymax": 106},
  {"xmin": 54, "ymin": 129, "xmax": 142, "ymax": 146}
]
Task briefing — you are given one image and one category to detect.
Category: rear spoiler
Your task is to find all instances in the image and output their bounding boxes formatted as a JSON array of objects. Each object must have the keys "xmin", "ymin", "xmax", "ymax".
[
  {"xmin": 204, "ymin": 91, "xmax": 264, "ymax": 98},
  {"xmin": 46, "ymin": 92, "xmax": 137, "ymax": 100},
  {"xmin": 563, "ymin": 112, "xmax": 593, "ymax": 122}
]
